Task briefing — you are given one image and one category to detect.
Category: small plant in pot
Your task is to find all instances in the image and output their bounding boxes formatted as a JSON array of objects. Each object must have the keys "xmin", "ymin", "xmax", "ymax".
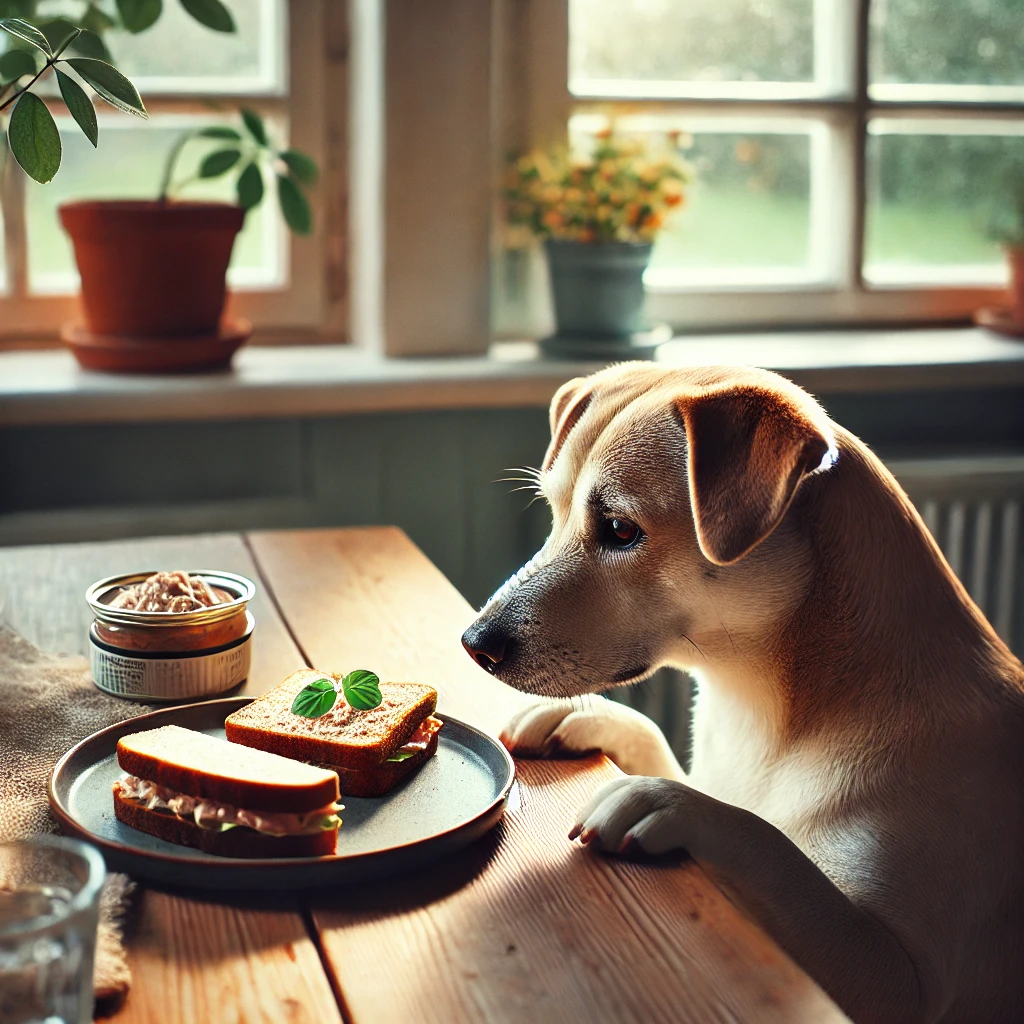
[
  {"xmin": 504, "ymin": 128, "xmax": 693, "ymax": 359},
  {"xmin": 58, "ymin": 109, "xmax": 318, "ymax": 373}
]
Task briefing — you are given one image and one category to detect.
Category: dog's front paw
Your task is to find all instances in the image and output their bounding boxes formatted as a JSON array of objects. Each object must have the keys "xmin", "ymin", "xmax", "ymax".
[
  {"xmin": 499, "ymin": 696, "xmax": 684, "ymax": 779},
  {"xmin": 569, "ymin": 776, "xmax": 698, "ymax": 855}
]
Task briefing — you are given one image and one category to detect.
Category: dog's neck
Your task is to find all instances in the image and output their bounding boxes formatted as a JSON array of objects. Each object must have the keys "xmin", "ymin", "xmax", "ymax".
[{"xmin": 688, "ymin": 432, "xmax": 1020, "ymax": 755}]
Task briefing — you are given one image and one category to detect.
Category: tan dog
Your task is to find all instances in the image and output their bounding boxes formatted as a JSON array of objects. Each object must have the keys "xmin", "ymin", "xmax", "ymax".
[{"xmin": 462, "ymin": 363, "xmax": 1024, "ymax": 1024}]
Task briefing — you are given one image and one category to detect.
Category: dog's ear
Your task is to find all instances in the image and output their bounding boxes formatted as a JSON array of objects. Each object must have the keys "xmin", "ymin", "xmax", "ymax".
[
  {"xmin": 678, "ymin": 385, "xmax": 836, "ymax": 565},
  {"xmin": 542, "ymin": 377, "xmax": 594, "ymax": 472}
]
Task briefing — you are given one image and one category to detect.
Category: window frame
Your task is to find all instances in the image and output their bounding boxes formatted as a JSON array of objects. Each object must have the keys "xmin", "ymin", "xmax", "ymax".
[
  {"xmin": 510, "ymin": 0, "xmax": 1024, "ymax": 332},
  {"xmin": 0, "ymin": 0, "xmax": 344, "ymax": 344}
]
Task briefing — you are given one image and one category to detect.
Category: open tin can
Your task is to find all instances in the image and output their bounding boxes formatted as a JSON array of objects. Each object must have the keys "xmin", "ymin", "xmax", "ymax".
[{"xmin": 85, "ymin": 570, "xmax": 256, "ymax": 701}]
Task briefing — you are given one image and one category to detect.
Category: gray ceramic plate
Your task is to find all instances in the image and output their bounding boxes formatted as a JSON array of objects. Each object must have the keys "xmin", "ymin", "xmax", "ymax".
[{"xmin": 48, "ymin": 697, "xmax": 515, "ymax": 888}]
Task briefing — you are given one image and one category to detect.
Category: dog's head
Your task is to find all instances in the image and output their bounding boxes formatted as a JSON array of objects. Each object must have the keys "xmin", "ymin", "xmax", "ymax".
[{"xmin": 462, "ymin": 363, "xmax": 838, "ymax": 697}]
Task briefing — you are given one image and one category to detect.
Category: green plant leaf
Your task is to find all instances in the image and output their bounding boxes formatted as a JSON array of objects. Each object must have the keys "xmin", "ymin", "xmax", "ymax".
[
  {"xmin": 236, "ymin": 160, "xmax": 263, "ymax": 210},
  {"xmin": 65, "ymin": 57, "xmax": 147, "ymax": 117},
  {"xmin": 279, "ymin": 148, "xmax": 318, "ymax": 186},
  {"xmin": 8, "ymin": 91, "xmax": 61, "ymax": 183},
  {"xmin": 56, "ymin": 68, "xmax": 97, "ymax": 147},
  {"xmin": 69, "ymin": 29, "xmax": 110, "ymax": 60},
  {"xmin": 179, "ymin": 0, "xmax": 234, "ymax": 33},
  {"xmin": 277, "ymin": 174, "xmax": 312, "ymax": 235},
  {"xmin": 37, "ymin": 17, "xmax": 78, "ymax": 52},
  {"xmin": 116, "ymin": 0, "xmax": 162, "ymax": 33},
  {"xmin": 290, "ymin": 677, "xmax": 337, "ymax": 718},
  {"xmin": 199, "ymin": 147, "xmax": 240, "ymax": 177},
  {"xmin": 0, "ymin": 47, "xmax": 35, "ymax": 82},
  {"xmin": 0, "ymin": 17, "xmax": 54, "ymax": 55},
  {"xmin": 340, "ymin": 670, "xmax": 382, "ymax": 711},
  {"xmin": 240, "ymin": 107, "xmax": 267, "ymax": 146},
  {"xmin": 81, "ymin": 4, "xmax": 116, "ymax": 34},
  {"xmin": 198, "ymin": 125, "xmax": 241, "ymax": 140}
]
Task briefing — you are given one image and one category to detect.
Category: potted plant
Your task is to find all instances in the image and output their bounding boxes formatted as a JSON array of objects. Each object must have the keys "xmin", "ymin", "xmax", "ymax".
[
  {"xmin": 58, "ymin": 108, "xmax": 318, "ymax": 371},
  {"xmin": 980, "ymin": 183, "xmax": 1024, "ymax": 335},
  {"xmin": 504, "ymin": 129, "xmax": 693, "ymax": 358}
]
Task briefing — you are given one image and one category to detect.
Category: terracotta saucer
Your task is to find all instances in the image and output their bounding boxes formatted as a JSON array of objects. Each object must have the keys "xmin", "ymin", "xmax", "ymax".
[
  {"xmin": 61, "ymin": 317, "xmax": 252, "ymax": 374},
  {"xmin": 973, "ymin": 306, "xmax": 1024, "ymax": 340}
]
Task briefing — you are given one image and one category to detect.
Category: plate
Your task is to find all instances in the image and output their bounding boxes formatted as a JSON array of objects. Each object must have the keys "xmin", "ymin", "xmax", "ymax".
[{"xmin": 48, "ymin": 698, "xmax": 515, "ymax": 888}]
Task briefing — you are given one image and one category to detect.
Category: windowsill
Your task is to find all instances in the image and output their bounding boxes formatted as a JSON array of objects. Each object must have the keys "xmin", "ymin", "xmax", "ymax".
[{"xmin": 2, "ymin": 327, "xmax": 1024, "ymax": 427}]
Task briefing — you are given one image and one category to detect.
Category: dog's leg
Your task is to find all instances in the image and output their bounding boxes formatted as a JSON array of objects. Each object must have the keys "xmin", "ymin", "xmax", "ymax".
[
  {"xmin": 500, "ymin": 695, "xmax": 686, "ymax": 781},
  {"xmin": 572, "ymin": 776, "xmax": 926, "ymax": 1024}
]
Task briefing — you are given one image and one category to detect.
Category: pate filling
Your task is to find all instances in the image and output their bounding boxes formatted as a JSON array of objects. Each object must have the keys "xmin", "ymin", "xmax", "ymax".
[
  {"xmin": 114, "ymin": 775, "xmax": 342, "ymax": 836},
  {"xmin": 386, "ymin": 716, "xmax": 443, "ymax": 763}
]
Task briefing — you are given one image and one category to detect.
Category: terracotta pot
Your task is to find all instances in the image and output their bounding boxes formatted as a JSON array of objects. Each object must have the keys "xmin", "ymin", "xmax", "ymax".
[
  {"xmin": 59, "ymin": 200, "xmax": 245, "ymax": 337},
  {"xmin": 1007, "ymin": 247, "xmax": 1024, "ymax": 324}
]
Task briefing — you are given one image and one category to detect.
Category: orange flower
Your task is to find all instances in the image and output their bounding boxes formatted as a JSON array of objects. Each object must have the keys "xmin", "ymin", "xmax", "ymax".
[
  {"xmin": 643, "ymin": 211, "xmax": 663, "ymax": 230},
  {"xmin": 664, "ymin": 193, "xmax": 683, "ymax": 207},
  {"xmin": 542, "ymin": 210, "xmax": 563, "ymax": 230}
]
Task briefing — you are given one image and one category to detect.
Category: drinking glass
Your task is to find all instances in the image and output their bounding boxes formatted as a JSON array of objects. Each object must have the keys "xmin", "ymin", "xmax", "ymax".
[{"xmin": 0, "ymin": 836, "xmax": 105, "ymax": 1024}]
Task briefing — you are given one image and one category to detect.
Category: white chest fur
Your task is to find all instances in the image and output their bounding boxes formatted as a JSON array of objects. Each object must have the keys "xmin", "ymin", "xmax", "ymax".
[{"xmin": 686, "ymin": 677, "xmax": 839, "ymax": 847}]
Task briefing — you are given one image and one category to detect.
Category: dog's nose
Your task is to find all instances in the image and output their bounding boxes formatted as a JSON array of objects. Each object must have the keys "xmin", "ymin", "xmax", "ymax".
[{"xmin": 461, "ymin": 620, "xmax": 507, "ymax": 673}]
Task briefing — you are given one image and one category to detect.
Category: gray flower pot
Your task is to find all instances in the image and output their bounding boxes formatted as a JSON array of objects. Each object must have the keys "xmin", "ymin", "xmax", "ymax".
[{"xmin": 545, "ymin": 239, "xmax": 652, "ymax": 338}]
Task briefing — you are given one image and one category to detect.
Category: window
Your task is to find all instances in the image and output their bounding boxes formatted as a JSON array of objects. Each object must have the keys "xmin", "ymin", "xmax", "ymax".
[
  {"xmin": 502, "ymin": 0, "xmax": 1024, "ymax": 331},
  {"xmin": 0, "ymin": 0, "xmax": 338, "ymax": 341}
]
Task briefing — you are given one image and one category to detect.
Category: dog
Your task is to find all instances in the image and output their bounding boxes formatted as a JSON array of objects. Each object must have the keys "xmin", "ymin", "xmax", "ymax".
[{"xmin": 461, "ymin": 363, "xmax": 1024, "ymax": 1024}]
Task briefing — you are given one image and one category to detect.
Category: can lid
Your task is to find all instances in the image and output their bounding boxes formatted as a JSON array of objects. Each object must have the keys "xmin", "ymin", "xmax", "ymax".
[{"xmin": 85, "ymin": 570, "xmax": 256, "ymax": 629}]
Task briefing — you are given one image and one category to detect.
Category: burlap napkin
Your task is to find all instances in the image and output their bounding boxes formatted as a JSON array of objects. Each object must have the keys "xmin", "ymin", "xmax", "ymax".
[{"xmin": 0, "ymin": 624, "xmax": 151, "ymax": 1011}]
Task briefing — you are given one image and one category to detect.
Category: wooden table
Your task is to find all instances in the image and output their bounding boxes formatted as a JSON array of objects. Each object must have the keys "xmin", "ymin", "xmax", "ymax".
[{"xmin": 0, "ymin": 528, "xmax": 846, "ymax": 1024}]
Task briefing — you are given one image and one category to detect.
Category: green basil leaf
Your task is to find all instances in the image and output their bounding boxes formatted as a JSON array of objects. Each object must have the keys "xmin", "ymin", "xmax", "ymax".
[
  {"xmin": 65, "ymin": 57, "xmax": 147, "ymax": 118},
  {"xmin": 56, "ymin": 69, "xmax": 98, "ymax": 147},
  {"xmin": 198, "ymin": 147, "xmax": 241, "ymax": 177},
  {"xmin": 116, "ymin": 0, "xmax": 162, "ymax": 33},
  {"xmin": 69, "ymin": 29, "xmax": 110, "ymax": 61},
  {"xmin": 290, "ymin": 677, "xmax": 338, "ymax": 718},
  {"xmin": 8, "ymin": 91, "xmax": 61, "ymax": 183},
  {"xmin": 386, "ymin": 750, "xmax": 418, "ymax": 763},
  {"xmin": 198, "ymin": 125, "xmax": 241, "ymax": 140},
  {"xmin": 81, "ymin": 4, "xmax": 117, "ymax": 34},
  {"xmin": 0, "ymin": 48, "xmax": 35, "ymax": 82},
  {"xmin": 236, "ymin": 160, "xmax": 263, "ymax": 210},
  {"xmin": 277, "ymin": 173, "xmax": 312, "ymax": 235},
  {"xmin": 180, "ymin": 0, "xmax": 235, "ymax": 33},
  {"xmin": 341, "ymin": 669, "xmax": 382, "ymax": 711},
  {"xmin": 278, "ymin": 148, "xmax": 318, "ymax": 186},
  {"xmin": 0, "ymin": 17, "xmax": 54, "ymax": 56},
  {"xmin": 240, "ymin": 107, "xmax": 267, "ymax": 146}
]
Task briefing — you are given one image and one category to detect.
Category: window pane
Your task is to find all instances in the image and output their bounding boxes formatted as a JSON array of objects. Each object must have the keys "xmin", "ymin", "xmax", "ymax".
[
  {"xmin": 569, "ymin": 0, "xmax": 815, "ymax": 92},
  {"xmin": 870, "ymin": 0, "xmax": 1024, "ymax": 98},
  {"xmin": 26, "ymin": 114, "xmax": 284, "ymax": 296},
  {"xmin": 864, "ymin": 124, "xmax": 1024, "ymax": 285},
  {"xmin": 569, "ymin": 114, "xmax": 817, "ymax": 286},
  {"xmin": 39, "ymin": 0, "xmax": 285, "ymax": 94}
]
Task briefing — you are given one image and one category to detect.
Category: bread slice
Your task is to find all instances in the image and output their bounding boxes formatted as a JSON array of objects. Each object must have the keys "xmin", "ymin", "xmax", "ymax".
[
  {"xmin": 327, "ymin": 724, "xmax": 441, "ymax": 798},
  {"xmin": 116, "ymin": 724, "xmax": 339, "ymax": 813},
  {"xmin": 224, "ymin": 669, "xmax": 438, "ymax": 770},
  {"xmin": 113, "ymin": 790, "xmax": 337, "ymax": 858}
]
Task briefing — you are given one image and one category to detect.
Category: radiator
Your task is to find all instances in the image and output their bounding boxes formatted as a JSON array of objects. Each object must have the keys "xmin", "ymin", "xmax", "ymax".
[{"xmin": 612, "ymin": 455, "xmax": 1024, "ymax": 764}]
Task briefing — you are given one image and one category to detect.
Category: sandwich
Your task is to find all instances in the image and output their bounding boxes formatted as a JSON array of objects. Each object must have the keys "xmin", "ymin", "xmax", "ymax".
[
  {"xmin": 112, "ymin": 724, "xmax": 342, "ymax": 858},
  {"xmin": 224, "ymin": 669, "xmax": 443, "ymax": 797}
]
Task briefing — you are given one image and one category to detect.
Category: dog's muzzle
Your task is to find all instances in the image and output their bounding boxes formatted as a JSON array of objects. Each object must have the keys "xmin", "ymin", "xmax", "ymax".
[{"xmin": 461, "ymin": 618, "xmax": 509, "ymax": 673}]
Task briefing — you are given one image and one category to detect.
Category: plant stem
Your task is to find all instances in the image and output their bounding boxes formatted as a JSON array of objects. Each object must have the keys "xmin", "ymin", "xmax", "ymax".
[
  {"xmin": 0, "ymin": 30, "xmax": 82, "ymax": 115},
  {"xmin": 158, "ymin": 130, "xmax": 199, "ymax": 203}
]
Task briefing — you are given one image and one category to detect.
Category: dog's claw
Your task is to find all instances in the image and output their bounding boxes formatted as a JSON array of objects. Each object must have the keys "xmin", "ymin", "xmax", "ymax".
[{"xmin": 568, "ymin": 822, "xmax": 583, "ymax": 841}]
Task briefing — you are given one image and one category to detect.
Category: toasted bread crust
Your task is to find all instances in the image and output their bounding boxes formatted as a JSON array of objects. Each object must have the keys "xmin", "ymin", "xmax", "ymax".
[
  {"xmin": 329, "ymin": 725, "xmax": 440, "ymax": 797},
  {"xmin": 224, "ymin": 670, "xmax": 438, "ymax": 769},
  {"xmin": 113, "ymin": 790, "xmax": 338, "ymax": 858},
  {"xmin": 116, "ymin": 726, "xmax": 339, "ymax": 813}
]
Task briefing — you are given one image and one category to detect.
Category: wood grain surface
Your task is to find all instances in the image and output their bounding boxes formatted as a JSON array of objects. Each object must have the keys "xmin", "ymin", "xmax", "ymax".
[{"xmin": 248, "ymin": 528, "xmax": 847, "ymax": 1024}]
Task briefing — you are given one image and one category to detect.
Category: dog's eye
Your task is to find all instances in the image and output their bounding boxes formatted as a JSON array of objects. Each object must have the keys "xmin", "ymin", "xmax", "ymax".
[{"xmin": 601, "ymin": 517, "xmax": 643, "ymax": 550}]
